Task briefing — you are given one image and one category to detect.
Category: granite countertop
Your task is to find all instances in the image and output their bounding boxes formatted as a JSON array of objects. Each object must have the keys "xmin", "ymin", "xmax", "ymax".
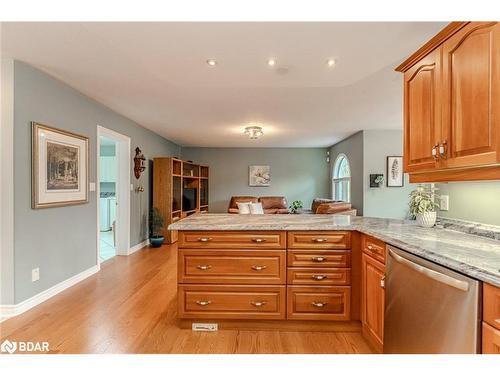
[{"xmin": 169, "ymin": 213, "xmax": 500, "ymax": 287}]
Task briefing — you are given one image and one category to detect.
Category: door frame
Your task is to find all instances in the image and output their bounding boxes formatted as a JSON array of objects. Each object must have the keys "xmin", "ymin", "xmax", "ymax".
[{"xmin": 96, "ymin": 125, "xmax": 131, "ymax": 264}]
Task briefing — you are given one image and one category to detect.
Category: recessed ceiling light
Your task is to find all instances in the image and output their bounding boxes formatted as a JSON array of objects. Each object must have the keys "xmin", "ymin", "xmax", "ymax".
[
  {"xmin": 267, "ymin": 59, "xmax": 276, "ymax": 67},
  {"xmin": 327, "ymin": 59, "xmax": 336, "ymax": 68},
  {"xmin": 206, "ymin": 59, "xmax": 217, "ymax": 66}
]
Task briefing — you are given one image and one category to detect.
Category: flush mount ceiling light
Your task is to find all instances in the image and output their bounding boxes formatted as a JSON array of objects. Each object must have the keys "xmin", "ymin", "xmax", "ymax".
[
  {"xmin": 327, "ymin": 58, "xmax": 336, "ymax": 68},
  {"xmin": 244, "ymin": 126, "xmax": 264, "ymax": 139},
  {"xmin": 267, "ymin": 58, "xmax": 276, "ymax": 67},
  {"xmin": 206, "ymin": 59, "xmax": 217, "ymax": 66}
]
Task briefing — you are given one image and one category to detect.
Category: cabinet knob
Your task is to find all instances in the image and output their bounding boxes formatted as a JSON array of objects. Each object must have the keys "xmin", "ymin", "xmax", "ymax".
[
  {"xmin": 251, "ymin": 265, "xmax": 267, "ymax": 271},
  {"xmin": 252, "ymin": 238, "xmax": 266, "ymax": 243},
  {"xmin": 367, "ymin": 245, "xmax": 373, "ymax": 250},
  {"xmin": 251, "ymin": 301, "xmax": 267, "ymax": 307},
  {"xmin": 311, "ymin": 275, "xmax": 327, "ymax": 281},
  {"xmin": 195, "ymin": 300, "xmax": 212, "ymax": 306},
  {"xmin": 196, "ymin": 265, "xmax": 212, "ymax": 270},
  {"xmin": 311, "ymin": 256, "xmax": 326, "ymax": 262},
  {"xmin": 311, "ymin": 301, "xmax": 327, "ymax": 308},
  {"xmin": 198, "ymin": 237, "xmax": 212, "ymax": 242}
]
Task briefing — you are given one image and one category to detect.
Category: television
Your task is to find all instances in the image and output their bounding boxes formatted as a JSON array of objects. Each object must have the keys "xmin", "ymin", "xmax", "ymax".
[{"xmin": 182, "ymin": 188, "xmax": 197, "ymax": 211}]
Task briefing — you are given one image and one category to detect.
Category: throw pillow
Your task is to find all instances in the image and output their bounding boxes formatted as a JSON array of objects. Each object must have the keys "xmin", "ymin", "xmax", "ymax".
[
  {"xmin": 236, "ymin": 202, "xmax": 251, "ymax": 214},
  {"xmin": 249, "ymin": 202, "xmax": 264, "ymax": 215}
]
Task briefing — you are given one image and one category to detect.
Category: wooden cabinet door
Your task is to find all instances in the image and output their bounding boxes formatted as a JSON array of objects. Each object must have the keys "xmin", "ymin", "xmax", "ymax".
[
  {"xmin": 361, "ymin": 253, "xmax": 385, "ymax": 352},
  {"xmin": 441, "ymin": 22, "xmax": 500, "ymax": 168},
  {"xmin": 403, "ymin": 47, "xmax": 442, "ymax": 172}
]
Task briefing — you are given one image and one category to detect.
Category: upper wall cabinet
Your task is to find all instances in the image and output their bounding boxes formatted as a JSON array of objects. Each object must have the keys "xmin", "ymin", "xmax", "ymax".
[
  {"xmin": 397, "ymin": 22, "xmax": 500, "ymax": 183},
  {"xmin": 403, "ymin": 48, "xmax": 442, "ymax": 173}
]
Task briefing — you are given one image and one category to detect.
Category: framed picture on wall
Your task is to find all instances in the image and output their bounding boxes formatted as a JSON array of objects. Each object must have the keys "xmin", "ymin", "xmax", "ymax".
[
  {"xmin": 386, "ymin": 156, "xmax": 404, "ymax": 187},
  {"xmin": 249, "ymin": 165, "xmax": 271, "ymax": 186},
  {"xmin": 32, "ymin": 122, "xmax": 89, "ymax": 208}
]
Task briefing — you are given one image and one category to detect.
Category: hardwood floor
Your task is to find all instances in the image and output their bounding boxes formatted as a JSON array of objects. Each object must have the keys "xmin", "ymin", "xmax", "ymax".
[{"xmin": 0, "ymin": 244, "xmax": 373, "ymax": 354}]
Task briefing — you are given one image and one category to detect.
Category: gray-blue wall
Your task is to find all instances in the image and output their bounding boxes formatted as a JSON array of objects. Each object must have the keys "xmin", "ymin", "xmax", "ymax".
[
  {"xmin": 328, "ymin": 130, "xmax": 413, "ymax": 219},
  {"xmin": 328, "ymin": 131, "xmax": 364, "ymax": 215},
  {"xmin": 12, "ymin": 62, "xmax": 180, "ymax": 303},
  {"xmin": 181, "ymin": 147, "xmax": 330, "ymax": 213}
]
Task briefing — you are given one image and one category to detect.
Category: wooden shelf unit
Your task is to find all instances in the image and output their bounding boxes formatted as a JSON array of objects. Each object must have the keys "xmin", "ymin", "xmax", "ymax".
[{"xmin": 153, "ymin": 157, "xmax": 209, "ymax": 243}]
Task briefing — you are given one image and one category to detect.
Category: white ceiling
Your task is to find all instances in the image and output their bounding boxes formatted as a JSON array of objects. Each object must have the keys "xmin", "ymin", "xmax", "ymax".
[{"xmin": 2, "ymin": 22, "xmax": 446, "ymax": 147}]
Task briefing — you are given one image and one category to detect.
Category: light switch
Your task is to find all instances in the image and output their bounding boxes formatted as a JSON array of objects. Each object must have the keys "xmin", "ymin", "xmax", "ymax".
[{"xmin": 89, "ymin": 182, "xmax": 96, "ymax": 191}]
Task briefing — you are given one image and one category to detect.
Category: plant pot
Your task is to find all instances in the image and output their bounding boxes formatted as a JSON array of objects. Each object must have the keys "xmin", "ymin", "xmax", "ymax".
[
  {"xmin": 416, "ymin": 211, "xmax": 437, "ymax": 228},
  {"xmin": 150, "ymin": 236, "xmax": 164, "ymax": 248}
]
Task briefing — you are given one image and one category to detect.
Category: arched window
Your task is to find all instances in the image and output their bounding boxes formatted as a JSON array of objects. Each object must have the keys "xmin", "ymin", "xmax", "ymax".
[{"xmin": 332, "ymin": 154, "xmax": 351, "ymax": 202}]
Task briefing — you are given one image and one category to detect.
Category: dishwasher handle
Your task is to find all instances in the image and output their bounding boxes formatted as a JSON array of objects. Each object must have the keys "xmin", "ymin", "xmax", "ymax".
[{"xmin": 388, "ymin": 248, "xmax": 470, "ymax": 292}]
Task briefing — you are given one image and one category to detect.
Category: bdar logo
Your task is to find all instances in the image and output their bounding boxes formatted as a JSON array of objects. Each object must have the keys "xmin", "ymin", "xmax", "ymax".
[{"xmin": 1, "ymin": 339, "xmax": 17, "ymax": 354}]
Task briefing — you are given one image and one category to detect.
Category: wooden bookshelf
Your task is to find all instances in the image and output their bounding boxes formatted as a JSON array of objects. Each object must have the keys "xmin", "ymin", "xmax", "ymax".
[{"xmin": 153, "ymin": 157, "xmax": 209, "ymax": 243}]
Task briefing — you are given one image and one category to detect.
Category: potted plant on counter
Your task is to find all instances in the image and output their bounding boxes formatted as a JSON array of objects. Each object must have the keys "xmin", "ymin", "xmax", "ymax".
[
  {"xmin": 409, "ymin": 185, "xmax": 439, "ymax": 228},
  {"xmin": 289, "ymin": 200, "xmax": 304, "ymax": 214},
  {"xmin": 149, "ymin": 207, "xmax": 165, "ymax": 248}
]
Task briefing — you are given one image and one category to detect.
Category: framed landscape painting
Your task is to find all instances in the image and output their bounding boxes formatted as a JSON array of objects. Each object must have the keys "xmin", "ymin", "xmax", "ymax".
[
  {"xmin": 32, "ymin": 122, "xmax": 89, "ymax": 208},
  {"xmin": 249, "ymin": 165, "xmax": 271, "ymax": 186},
  {"xmin": 386, "ymin": 156, "xmax": 404, "ymax": 187}
]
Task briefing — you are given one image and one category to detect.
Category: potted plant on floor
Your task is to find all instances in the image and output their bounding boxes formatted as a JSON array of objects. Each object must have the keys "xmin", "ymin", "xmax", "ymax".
[
  {"xmin": 289, "ymin": 200, "xmax": 304, "ymax": 214},
  {"xmin": 149, "ymin": 207, "xmax": 165, "ymax": 247},
  {"xmin": 409, "ymin": 185, "xmax": 439, "ymax": 228}
]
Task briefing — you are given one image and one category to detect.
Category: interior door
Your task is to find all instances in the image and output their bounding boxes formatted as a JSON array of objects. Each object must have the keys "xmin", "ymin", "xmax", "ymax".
[
  {"xmin": 403, "ymin": 48, "xmax": 442, "ymax": 173},
  {"xmin": 441, "ymin": 22, "xmax": 500, "ymax": 168}
]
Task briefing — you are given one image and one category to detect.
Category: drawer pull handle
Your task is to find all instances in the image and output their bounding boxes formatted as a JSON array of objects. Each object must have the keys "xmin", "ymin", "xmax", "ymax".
[
  {"xmin": 251, "ymin": 301, "xmax": 267, "ymax": 307},
  {"xmin": 313, "ymin": 238, "xmax": 328, "ymax": 243},
  {"xmin": 311, "ymin": 256, "xmax": 326, "ymax": 262},
  {"xmin": 195, "ymin": 300, "xmax": 212, "ymax": 306},
  {"xmin": 251, "ymin": 265, "xmax": 267, "ymax": 271},
  {"xmin": 312, "ymin": 275, "xmax": 327, "ymax": 281},
  {"xmin": 311, "ymin": 301, "xmax": 327, "ymax": 308},
  {"xmin": 196, "ymin": 265, "xmax": 212, "ymax": 270},
  {"xmin": 367, "ymin": 244, "xmax": 379, "ymax": 253},
  {"xmin": 198, "ymin": 237, "xmax": 212, "ymax": 242},
  {"xmin": 252, "ymin": 238, "xmax": 267, "ymax": 243}
]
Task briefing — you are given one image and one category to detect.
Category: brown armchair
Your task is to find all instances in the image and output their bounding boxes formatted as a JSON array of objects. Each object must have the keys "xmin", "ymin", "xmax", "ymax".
[
  {"xmin": 259, "ymin": 196, "xmax": 289, "ymax": 214},
  {"xmin": 228, "ymin": 196, "xmax": 258, "ymax": 214},
  {"xmin": 311, "ymin": 198, "xmax": 357, "ymax": 216}
]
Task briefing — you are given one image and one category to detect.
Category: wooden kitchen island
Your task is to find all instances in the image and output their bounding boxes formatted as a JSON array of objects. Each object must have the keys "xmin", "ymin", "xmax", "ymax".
[{"xmin": 169, "ymin": 214, "xmax": 500, "ymax": 353}]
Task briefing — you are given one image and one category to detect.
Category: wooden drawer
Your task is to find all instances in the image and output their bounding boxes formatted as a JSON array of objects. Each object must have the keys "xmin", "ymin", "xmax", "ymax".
[
  {"xmin": 178, "ymin": 249, "xmax": 286, "ymax": 285},
  {"xmin": 362, "ymin": 235, "xmax": 386, "ymax": 264},
  {"xmin": 288, "ymin": 231, "xmax": 351, "ymax": 249},
  {"xmin": 178, "ymin": 285, "xmax": 286, "ymax": 320},
  {"xmin": 482, "ymin": 322, "xmax": 500, "ymax": 354},
  {"xmin": 484, "ymin": 283, "xmax": 500, "ymax": 330},
  {"xmin": 287, "ymin": 286, "xmax": 351, "ymax": 320},
  {"xmin": 287, "ymin": 268, "xmax": 351, "ymax": 286},
  {"xmin": 288, "ymin": 250, "xmax": 350, "ymax": 268},
  {"xmin": 178, "ymin": 231, "xmax": 286, "ymax": 249}
]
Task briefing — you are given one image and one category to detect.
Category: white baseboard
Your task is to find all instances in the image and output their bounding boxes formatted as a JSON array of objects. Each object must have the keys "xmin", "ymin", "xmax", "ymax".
[
  {"xmin": 0, "ymin": 264, "xmax": 99, "ymax": 322},
  {"xmin": 128, "ymin": 239, "xmax": 150, "ymax": 255}
]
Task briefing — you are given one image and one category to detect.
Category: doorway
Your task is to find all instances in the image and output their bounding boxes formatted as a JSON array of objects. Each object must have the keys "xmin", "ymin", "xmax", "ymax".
[{"xmin": 97, "ymin": 126, "xmax": 131, "ymax": 265}]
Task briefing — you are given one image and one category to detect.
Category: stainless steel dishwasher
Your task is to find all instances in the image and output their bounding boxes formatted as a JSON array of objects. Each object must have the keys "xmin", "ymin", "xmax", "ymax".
[{"xmin": 384, "ymin": 245, "xmax": 481, "ymax": 354}]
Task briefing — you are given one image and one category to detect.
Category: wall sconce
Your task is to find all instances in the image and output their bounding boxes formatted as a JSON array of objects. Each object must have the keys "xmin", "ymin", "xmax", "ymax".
[{"xmin": 134, "ymin": 147, "xmax": 146, "ymax": 179}]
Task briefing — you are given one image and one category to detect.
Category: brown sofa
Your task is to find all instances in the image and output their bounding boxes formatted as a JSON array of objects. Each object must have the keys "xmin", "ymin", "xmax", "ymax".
[
  {"xmin": 311, "ymin": 198, "xmax": 357, "ymax": 215},
  {"xmin": 228, "ymin": 196, "xmax": 288, "ymax": 214}
]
